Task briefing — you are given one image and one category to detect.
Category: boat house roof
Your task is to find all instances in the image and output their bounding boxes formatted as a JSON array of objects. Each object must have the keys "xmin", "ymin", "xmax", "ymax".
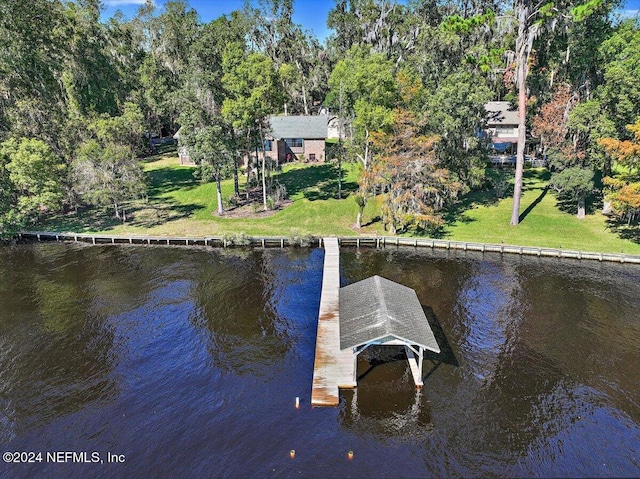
[{"xmin": 339, "ymin": 275, "xmax": 441, "ymax": 353}]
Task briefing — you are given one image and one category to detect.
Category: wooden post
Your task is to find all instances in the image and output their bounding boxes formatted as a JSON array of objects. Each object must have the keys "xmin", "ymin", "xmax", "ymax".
[{"xmin": 353, "ymin": 348, "xmax": 358, "ymax": 385}]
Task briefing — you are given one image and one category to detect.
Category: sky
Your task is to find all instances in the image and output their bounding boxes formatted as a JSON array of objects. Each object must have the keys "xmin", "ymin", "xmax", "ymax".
[{"xmin": 101, "ymin": 0, "xmax": 640, "ymax": 43}]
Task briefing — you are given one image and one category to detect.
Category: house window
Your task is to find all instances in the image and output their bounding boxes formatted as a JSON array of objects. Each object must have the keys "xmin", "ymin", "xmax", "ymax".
[
  {"xmin": 309, "ymin": 153, "xmax": 316, "ymax": 161},
  {"xmin": 285, "ymin": 138, "xmax": 303, "ymax": 148},
  {"xmin": 264, "ymin": 140, "xmax": 272, "ymax": 151}
]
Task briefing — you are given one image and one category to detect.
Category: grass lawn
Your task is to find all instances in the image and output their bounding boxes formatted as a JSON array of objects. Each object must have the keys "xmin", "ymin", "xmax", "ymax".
[
  {"xmin": 39, "ymin": 154, "xmax": 640, "ymax": 254},
  {"xmin": 42, "ymin": 154, "xmax": 379, "ymax": 238},
  {"xmin": 443, "ymin": 169, "xmax": 640, "ymax": 254}
]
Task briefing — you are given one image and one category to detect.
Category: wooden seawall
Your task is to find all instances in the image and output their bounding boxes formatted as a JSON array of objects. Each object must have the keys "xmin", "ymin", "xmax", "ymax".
[
  {"xmin": 311, "ymin": 237, "xmax": 356, "ymax": 407},
  {"xmin": 17, "ymin": 231, "xmax": 640, "ymax": 265}
]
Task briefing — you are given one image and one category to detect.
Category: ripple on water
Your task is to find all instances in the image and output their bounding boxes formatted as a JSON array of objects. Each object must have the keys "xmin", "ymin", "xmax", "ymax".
[{"xmin": 0, "ymin": 244, "xmax": 639, "ymax": 478}]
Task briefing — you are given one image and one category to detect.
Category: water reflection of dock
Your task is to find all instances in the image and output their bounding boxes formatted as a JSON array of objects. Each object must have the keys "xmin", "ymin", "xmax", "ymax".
[{"xmin": 311, "ymin": 238, "xmax": 356, "ymax": 406}]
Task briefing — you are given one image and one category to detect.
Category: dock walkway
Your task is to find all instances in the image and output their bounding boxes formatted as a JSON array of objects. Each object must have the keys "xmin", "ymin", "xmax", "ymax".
[{"xmin": 311, "ymin": 237, "xmax": 356, "ymax": 406}]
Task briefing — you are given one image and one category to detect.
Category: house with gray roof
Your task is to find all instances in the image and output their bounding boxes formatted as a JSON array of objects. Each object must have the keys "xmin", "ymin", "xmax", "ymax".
[
  {"xmin": 484, "ymin": 101, "xmax": 519, "ymax": 154},
  {"xmin": 265, "ymin": 115, "xmax": 328, "ymax": 163}
]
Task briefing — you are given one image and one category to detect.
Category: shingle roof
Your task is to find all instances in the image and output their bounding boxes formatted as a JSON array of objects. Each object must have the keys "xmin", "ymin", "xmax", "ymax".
[
  {"xmin": 339, "ymin": 275, "xmax": 441, "ymax": 352},
  {"xmin": 269, "ymin": 115, "xmax": 328, "ymax": 139},
  {"xmin": 485, "ymin": 101, "xmax": 519, "ymax": 126}
]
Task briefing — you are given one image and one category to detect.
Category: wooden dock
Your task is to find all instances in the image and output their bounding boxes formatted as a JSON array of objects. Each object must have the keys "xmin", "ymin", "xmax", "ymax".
[{"xmin": 311, "ymin": 237, "xmax": 356, "ymax": 407}]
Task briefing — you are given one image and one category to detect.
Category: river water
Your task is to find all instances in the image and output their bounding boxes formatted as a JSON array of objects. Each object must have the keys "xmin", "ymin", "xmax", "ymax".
[{"xmin": 0, "ymin": 244, "xmax": 638, "ymax": 478}]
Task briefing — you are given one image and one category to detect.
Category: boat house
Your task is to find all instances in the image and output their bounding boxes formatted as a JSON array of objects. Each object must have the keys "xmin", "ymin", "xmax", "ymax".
[{"xmin": 339, "ymin": 275, "xmax": 441, "ymax": 387}]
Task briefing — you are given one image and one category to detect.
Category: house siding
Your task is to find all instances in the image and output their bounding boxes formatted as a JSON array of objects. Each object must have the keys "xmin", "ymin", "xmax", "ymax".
[{"xmin": 303, "ymin": 139, "xmax": 325, "ymax": 162}]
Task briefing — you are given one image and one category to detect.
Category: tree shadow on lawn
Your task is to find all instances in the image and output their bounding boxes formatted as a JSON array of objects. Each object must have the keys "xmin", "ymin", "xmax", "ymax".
[
  {"xmin": 519, "ymin": 186, "xmax": 549, "ymax": 222},
  {"xmin": 277, "ymin": 163, "xmax": 358, "ymax": 201},
  {"xmin": 38, "ymin": 164, "xmax": 202, "ymax": 233},
  {"xmin": 427, "ymin": 188, "xmax": 502, "ymax": 238},
  {"xmin": 523, "ymin": 168, "xmax": 551, "ymax": 184},
  {"xmin": 147, "ymin": 166, "xmax": 199, "ymax": 197},
  {"xmin": 605, "ymin": 218, "xmax": 640, "ymax": 245},
  {"xmin": 427, "ymin": 168, "xmax": 552, "ymax": 238},
  {"xmin": 41, "ymin": 200, "xmax": 203, "ymax": 233},
  {"xmin": 554, "ymin": 195, "xmax": 599, "ymax": 217}
]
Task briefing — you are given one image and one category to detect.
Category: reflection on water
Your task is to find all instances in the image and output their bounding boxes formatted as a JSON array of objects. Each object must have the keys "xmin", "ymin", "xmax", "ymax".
[{"xmin": 0, "ymin": 244, "xmax": 639, "ymax": 478}]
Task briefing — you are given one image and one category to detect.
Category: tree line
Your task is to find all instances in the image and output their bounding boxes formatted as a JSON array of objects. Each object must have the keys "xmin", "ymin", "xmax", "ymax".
[{"xmin": 1, "ymin": 0, "xmax": 639, "ymax": 238}]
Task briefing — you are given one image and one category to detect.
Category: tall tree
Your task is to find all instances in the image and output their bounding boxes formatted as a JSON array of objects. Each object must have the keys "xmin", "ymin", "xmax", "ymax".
[
  {"xmin": 244, "ymin": 0, "xmax": 329, "ymax": 114},
  {"xmin": 136, "ymin": 0, "xmax": 199, "ymax": 134},
  {"xmin": 222, "ymin": 44, "xmax": 283, "ymax": 209},
  {"xmin": 596, "ymin": 19, "xmax": 640, "ymax": 140},
  {"xmin": 533, "ymin": 84, "xmax": 597, "ymax": 218},
  {"xmin": 0, "ymin": 138, "xmax": 66, "ymax": 235},
  {"xmin": 72, "ymin": 104, "xmax": 146, "ymax": 221},
  {"xmin": 504, "ymin": 0, "xmax": 604, "ymax": 226},
  {"xmin": 0, "ymin": 0, "xmax": 67, "ymax": 145},
  {"xmin": 352, "ymin": 68, "xmax": 468, "ymax": 232},
  {"xmin": 367, "ymin": 107, "xmax": 463, "ymax": 234},
  {"xmin": 600, "ymin": 117, "xmax": 640, "ymax": 223},
  {"xmin": 327, "ymin": 47, "xmax": 398, "ymax": 170},
  {"xmin": 186, "ymin": 13, "xmax": 247, "ymax": 196},
  {"xmin": 179, "ymin": 108, "xmax": 234, "ymax": 215},
  {"xmin": 426, "ymin": 70, "xmax": 492, "ymax": 189}
]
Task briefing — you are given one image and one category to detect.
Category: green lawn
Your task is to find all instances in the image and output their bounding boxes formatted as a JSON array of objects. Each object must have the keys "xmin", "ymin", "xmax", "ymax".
[
  {"xmin": 39, "ymin": 154, "xmax": 640, "ymax": 254},
  {"xmin": 443, "ymin": 169, "xmax": 640, "ymax": 254}
]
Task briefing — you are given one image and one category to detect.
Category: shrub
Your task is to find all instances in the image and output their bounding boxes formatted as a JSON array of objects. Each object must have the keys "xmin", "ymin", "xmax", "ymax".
[
  {"xmin": 288, "ymin": 229, "xmax": 314, "ymax": 247},
  {"xmin": 266, "ymin": 195, "xmax": 276, "ymax": 210},
  {"xmin": 225, "ymin": 194, "xmax": 238, "ymax": 209},
  {"xmin": 222, "ymin": 232, "xmax": 251, "ymax": 246}
]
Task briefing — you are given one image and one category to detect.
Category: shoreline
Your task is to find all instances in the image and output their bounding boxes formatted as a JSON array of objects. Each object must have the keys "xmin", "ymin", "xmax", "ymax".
[{"xmin": 14, "ymin": 230, "xmax": 640, "ymax": 265}]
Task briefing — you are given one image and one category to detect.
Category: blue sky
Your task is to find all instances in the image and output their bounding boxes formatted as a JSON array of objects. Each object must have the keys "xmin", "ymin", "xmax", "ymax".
[{"xmin": 102, "ymin": 0, "xmax": 640, "ymax": 43}]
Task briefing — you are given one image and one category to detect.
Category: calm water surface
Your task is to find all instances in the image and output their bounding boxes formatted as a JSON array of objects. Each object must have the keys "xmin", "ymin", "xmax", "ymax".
[{"xmin": 0, "ymin": 244, "xmax": 639, "ymax": 478}]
